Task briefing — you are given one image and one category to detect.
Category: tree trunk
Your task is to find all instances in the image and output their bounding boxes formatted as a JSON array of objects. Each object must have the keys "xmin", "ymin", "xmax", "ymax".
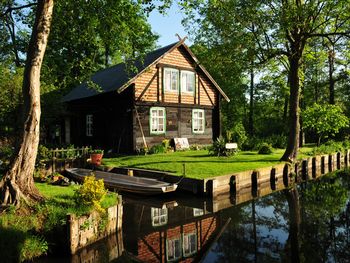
[
  {"xmin": 328, "ymin": 48, "xmax": 335, "ymax": 105},
  {"xmin": 248, "ymin": 67, "xmax": 254, "ymax": 135},
  {"xmin": 281, "ymin": 55, "xmax": 301, "ymax": 162},
  {"xmin": 0, "ymin": 0, "xmax": 54, "ymax": 207}
]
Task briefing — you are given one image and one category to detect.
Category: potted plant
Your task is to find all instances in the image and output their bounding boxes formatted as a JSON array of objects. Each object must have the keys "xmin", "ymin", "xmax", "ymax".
[{"xmin": 90, "ymin": 149, "xmax": 104, "ymax": 165}]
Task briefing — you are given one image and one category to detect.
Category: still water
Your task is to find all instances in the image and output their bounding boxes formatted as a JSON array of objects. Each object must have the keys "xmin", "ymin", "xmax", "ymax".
[{"xmin": 41, "ymin": 172, "xmax": 350, "ymax": 263}]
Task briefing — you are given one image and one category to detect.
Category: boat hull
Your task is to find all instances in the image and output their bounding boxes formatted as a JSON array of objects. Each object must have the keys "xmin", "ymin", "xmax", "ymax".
[{"xmin": 66, "ymin": 168, "xmax": 178, "ymax": 195}]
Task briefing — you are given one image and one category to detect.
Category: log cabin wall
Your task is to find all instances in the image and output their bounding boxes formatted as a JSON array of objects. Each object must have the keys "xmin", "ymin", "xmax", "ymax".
[
  {"xmin": 67, "ymin": 89, "xmax": 134, "ymax": 153},
  {"xmin": 133, "ymin": 45, "xmax": 220, "ymax": 150}
]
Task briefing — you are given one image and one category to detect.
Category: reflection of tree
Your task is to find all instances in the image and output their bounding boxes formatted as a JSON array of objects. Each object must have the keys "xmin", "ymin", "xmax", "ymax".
[
  {"xmin": 205, "ymin": 174, "xmax": 350, "ymax": 262},
  {"xmin": 283, "ymin": 186, "xmax": 301, "ymax": 263}
]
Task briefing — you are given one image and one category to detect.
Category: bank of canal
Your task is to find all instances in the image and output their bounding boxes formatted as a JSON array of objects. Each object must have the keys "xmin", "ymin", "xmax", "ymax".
[{"xmin": 36, "ymin": 169, "xmax": 350, "ymax": 262}]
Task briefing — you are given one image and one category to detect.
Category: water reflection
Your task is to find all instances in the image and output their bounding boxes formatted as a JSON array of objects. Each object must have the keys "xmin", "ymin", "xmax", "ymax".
[{"xmin": 41, "ymin": 172, "xmax": 350, "ymax": 262}]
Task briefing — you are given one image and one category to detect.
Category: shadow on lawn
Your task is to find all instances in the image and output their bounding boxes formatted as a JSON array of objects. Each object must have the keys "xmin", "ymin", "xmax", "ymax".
[{"xmin": 0, "ymin": 226, "xmax": 26, "ymax": 262}]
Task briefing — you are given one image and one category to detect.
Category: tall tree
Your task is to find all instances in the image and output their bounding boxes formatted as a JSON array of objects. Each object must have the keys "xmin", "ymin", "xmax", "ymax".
[
  {"xmin": 0, "ymin": 0, "xmax": 54, "ymax": 206},
  {"xmin": 185, "ymin": 0, "xmax": 350, "ymax": 162}
]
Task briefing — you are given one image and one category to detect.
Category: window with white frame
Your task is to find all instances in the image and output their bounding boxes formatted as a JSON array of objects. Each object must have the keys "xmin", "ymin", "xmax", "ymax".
[
  {"xmin": 150, "ymin": 107, "xmax": 166, "ymax": 134},
  {"xmin": 181, "ymin": 71, "xmax": 195, "ymax": 93},
  {"xmin": 164, "ymin": 68, "xmax": 179, "ymax": 92},
  {"xmin": 192, "ymin": 109, "xmax": 205, "ymax": 133},
  {"xmin": 167, "ymin": 236, "xmax": 181, "ymax": 261},
  {"xmin": 193, "ymin": 208, "xmax": 204, "ymax": 217},
  {"xmin": 183, "ymin": 232, "xmax": 197, "ymax": 257},
  {"xmin": 151, "ymin": 207, "xmax": 168, "ymax": 227},
  {"xmin": 86, "ymin": 114, "xmax": 93, "ymax": 137}
]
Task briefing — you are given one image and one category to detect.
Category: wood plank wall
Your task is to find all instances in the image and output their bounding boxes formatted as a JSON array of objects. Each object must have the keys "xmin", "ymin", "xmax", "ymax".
[{"xmin": 134, "ymin": 46, "xmax": 217, "ymax": 107}]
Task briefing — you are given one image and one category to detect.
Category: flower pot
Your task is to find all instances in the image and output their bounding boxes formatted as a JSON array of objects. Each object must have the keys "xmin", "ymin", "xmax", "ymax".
[{"xmin": 90, "ymin": 153, "xmax": 103, "ymax": 166}]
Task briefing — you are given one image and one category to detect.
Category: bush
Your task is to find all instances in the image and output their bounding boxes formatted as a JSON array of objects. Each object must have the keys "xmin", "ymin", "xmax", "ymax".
[
  {"xmin": 308, "ymin": 140, "xmax": 347, "ymax": 156},
  {"xmin": 209, "ymin": 137, "xmax": 237, "ymax": 157},
  {"xmin": 74, "ymin": 175, "xmax": 107, "ymax": 213},
  {"xmin": 37, "ymin": 145, "xmax": 52, "ymax": 161},
  {"xmin": 226, "ymin": 122, "xmax": 247, "ymax": 148},
  {"xmin": 258, "ymin": 143, "xmax": 273, "ymax": 154},
  {"xmin": 149, "ymin": 144, "xmax": 167, "ymax": 154}
]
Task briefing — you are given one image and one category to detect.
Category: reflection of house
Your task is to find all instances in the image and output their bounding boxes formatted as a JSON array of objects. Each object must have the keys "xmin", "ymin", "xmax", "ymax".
[
  {"xmin": 62, "ymin": 39, "xmax": 229, "ymax": 153},
  {"xmin": 123, "ymin": 203, "xmax": 224, "ymax": 263}
]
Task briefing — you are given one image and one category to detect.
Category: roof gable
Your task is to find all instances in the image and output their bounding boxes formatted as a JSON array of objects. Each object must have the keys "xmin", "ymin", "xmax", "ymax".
[{"xmin": 62, "ymin": 40, "xmax": 229, "ymax": 102}]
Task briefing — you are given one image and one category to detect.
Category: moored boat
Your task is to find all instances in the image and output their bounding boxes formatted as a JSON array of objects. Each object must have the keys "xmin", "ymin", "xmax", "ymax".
[{"xmin": 65, "ymin": 168, "xmax": 180, "ymax": 195}]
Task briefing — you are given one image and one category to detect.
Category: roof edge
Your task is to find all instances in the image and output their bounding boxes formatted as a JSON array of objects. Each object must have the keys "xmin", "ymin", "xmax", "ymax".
[{"xmin": 117, "ymin": 38, "xmax": 186, "ymax": 94}]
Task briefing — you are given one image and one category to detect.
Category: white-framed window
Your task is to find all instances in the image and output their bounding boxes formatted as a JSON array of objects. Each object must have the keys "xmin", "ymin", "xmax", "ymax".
[
  {"xmin": 164, "ymin": 68, "xmax": 179, "ymax": 92},
  {"xmin": 86, "ymin": 114, "xmax": 93, "ymax": 137},
  {"xmin": 181, "ymin": 71, "xmax": 195, "ymax": 93},
  {"xmin": 192, "ymin": 109, "xmax": 205, "ymax": 134},
  {"xmin": 183, "ymin": 232, "xmax": 197, "ymax": 257},
  {"xmin": 193, "ymin": 208, "xmax": 204, "ymax": 217},
  {"xmin": 151, "ymin": 207, "xmax": 168, "ymax": 227},
  {"xmin": 167, "ymin": 236, "xmax": 181, "ymax": 261},
  {"xmin": 150, "ymin": 107, "xmax": 166, "ymax": 134}
]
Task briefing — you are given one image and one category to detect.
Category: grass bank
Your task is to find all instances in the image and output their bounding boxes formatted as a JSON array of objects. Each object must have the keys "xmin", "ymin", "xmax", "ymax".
[
  {"xmin": 103, "ymin": 148, "xmax": 312, "ymax": 179},
  {"xmin": 0, "ymin": 182, "xmax": 118, "ymax": 262}
]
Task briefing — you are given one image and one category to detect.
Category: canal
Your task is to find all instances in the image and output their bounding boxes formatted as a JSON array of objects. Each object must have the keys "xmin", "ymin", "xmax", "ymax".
[{"xmin": 38, "ymin": 171, "xmax": 350, "ymax": 262}]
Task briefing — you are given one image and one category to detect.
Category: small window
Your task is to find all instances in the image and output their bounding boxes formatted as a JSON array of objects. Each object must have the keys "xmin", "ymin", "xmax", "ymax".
[
  {"xmin": 181, "ymin": 71, "xmax": 195, "ymax": 93},
  {"xmin": 151, "ymin": 207, "xmax": 168, "ymax": 227},
  {"xmin": 164, "ymin": 68, "xmax": 179, "ymax": 92},
  {"xmin": 86, "ymin": 114, "xmax": 93, "ymax": 137},
  {"xmin": 193, "ymin": 208, "xmax": 204, "ymax": 217},
  {"xmin": 150, "ymin": 107, "xmax": 166, "ymax": 134},
  {"xmin": 167, "ymin": 236, "xmax": 181, "ymax": 261},
  {"xmin": 183, "ymin": 232, "xmax": 197, "ymax": 257},
  {"xmin": 192, "ymin": 109, "xmax": 205, "ymax": 134}
]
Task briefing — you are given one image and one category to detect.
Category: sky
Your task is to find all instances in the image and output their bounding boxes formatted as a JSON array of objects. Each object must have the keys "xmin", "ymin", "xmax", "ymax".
[{"xmin": 147, "ymin": 3, "xmax": 191, "ymax": 47}]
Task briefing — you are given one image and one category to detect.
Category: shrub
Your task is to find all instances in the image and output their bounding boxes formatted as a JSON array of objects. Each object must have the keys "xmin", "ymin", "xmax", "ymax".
[
  {"xmin": 37, "ymin": 145, "xmax": 52, "ymax": 161},
  {"xmin": 149, "ymin": 144, "xmax": 167, "ymax": 154},
  {"xmin": 209, "ymin": 137, "xmax": 237, "ymax": 157},
  {"xmin": 20, "ymin": 235, "xmax": 48, "ymax": 262},
  {"xmin": 74, "ymin": 175, "xmax": 107, "ymax": 213},
  {"xmin": 226, "ymin": 122, "xmax": 247, "ymax": 148},
  {"xmin": 266, "ymin": 134, "xmax": 287, "ymax": 149},
  {"xmin": 258, "ymin": 143, "xmax": 273, "ymax": 154}
]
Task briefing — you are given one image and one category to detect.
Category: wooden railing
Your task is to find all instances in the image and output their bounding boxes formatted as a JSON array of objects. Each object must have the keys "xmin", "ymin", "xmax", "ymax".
[
  {"xmin": 47, "ymin": 146, "xmax": 90, "ymax": 174},
  {"xmin": 50, "ymin": 146, "xmax": 90, "ymax": 160}
]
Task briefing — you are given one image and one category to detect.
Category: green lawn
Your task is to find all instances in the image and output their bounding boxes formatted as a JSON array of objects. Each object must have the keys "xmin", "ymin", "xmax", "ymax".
[{"xmin": 103, "ymin": 148, "xmax": 312, "ymax": 179}]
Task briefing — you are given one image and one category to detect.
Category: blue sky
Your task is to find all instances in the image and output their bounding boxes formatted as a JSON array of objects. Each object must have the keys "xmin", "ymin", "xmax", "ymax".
[{"xmin": 147, "ymin": 3, "xmax": 191, "ymax": 47}]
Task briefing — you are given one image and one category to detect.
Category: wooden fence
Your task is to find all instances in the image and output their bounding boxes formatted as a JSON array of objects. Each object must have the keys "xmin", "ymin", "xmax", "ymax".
[{"xmin": 40, "ymin": 146, "xmax": 90, "ymax": 174}]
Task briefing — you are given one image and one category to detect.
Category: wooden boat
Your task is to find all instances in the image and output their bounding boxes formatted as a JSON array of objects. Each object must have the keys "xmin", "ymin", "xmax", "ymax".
[{"xmin": 65, "ymin": 168, "xmax": 180, "ymax": 195}]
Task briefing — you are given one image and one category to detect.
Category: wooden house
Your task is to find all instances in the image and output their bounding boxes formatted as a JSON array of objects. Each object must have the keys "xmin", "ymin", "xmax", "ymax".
[{"xmin": 62, "ymin": 39, "xmax": 230, "ymax": 153}]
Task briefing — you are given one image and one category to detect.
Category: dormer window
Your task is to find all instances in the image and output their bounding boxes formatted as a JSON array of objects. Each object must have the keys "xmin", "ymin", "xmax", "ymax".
[{"xmin": 164, "ymin": 68, "xmax": 179, "ymax": 92}]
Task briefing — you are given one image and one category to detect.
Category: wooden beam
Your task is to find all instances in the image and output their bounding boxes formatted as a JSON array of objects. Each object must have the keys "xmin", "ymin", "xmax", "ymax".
[
  {"xmin": 199, "ymin": 78, "xmax": 214, "ymax": 106},
  {"xmin": 157, "ymin": 67, "xmax": 160, "ymax": 102},
  {"xmin": 136, "ymin": 71, "xmax": 157, "ymax": 102},
  {"xmin": 157, "ymin": 63, "xmax": 195, "ymax": 73},
  {"xmin": 135, "ymin": 101, "xmax": 214, "ymax": 109}
]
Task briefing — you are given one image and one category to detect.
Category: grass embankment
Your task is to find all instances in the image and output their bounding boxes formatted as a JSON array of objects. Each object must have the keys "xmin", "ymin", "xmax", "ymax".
[
  {"xmin": 103, "ymin": 148, "xmax": 312, "ymax": 179},
  {"xmin": 0, "ymin": 183, "xmax": 118, "ymax": 262}
]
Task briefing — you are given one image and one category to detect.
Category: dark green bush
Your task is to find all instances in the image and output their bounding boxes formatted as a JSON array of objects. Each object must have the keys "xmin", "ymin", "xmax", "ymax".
[
  {"xmin": 209, "ymin": 137, "xmax": 237, "ymax": 157},
  {"xmin": 0, "ymin": 145, "xmax": 14, "ymax": 160},
  {"xmin": 149, "ymin": 144, "xmax": 167, "ymax": 154},
  {"xmin": 258, "ymin": 143, "xmax": 273, "ymax": 154},
  {"xmin": 37, "ymin": 145, "xmax": 52, "ymax": 161}
]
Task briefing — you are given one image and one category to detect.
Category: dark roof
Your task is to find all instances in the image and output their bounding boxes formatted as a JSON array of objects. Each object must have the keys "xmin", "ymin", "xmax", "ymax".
[{"xmin": 62, "ymin": 42, "xmax": 178, "ymax": 102}]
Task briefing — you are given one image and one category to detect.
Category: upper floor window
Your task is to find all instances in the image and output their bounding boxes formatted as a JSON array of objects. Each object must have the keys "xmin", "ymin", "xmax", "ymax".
[
  {"xmin": 192, "ymin": 109, "xmax": 205, "ymax": 134},
  {"xmin": 183, "ymin": 232, "xmax": 197, "ymax": 257},
  {"xmin": 150, "ymin": 107, "xmax": 166, "ymax": 134},
  {"xmin": 181, "ymin": 71, "xmax": 195, "ymax": 93},
  {"xmin": 164, "ymin": 68, "xmax": 179, "ymax": 92},
  {"xmin": 86, "ymin": 114, "xmax": 93, "ymax": 137},
  {"xmin": 167, "ymin": 236, "xmax": 181, "ymax": 261}
]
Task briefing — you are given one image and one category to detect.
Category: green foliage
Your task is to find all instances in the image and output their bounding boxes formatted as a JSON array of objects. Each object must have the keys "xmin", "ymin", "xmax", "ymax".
[
  {"xmin": 90, "ymin": 149, "xmax": 104, "ymax": 154},
  {"xmin": 20, "ymin": 235, "xmax": 48, "ymax": 262},
  {"xmin": 149, "ymin": 144, "xmax": 167, "ymax": 154},
  {"xmin": 308, "ymin": 140, "xmax": 349, "ymax": 156},
  {"xmin": 226, "ymin": 122, "xmax": 247, "ymax": 148},
  {"xmin": 37, "ymin": 145, "xmax": 52, "ymax": 161},
  {"xmin": 74, "ymin": 175, "xmax": 107, "ymax": 213},
  {"xmin": 258, "ymin": 143, "xmax": 274, "ymax": 155},
  {"xmin": 209, "ymin": 137, "xmax": 237, "ymax": 157},
  {"xmin": 303, "ymin": 104, "xmax": 349, "ymax": 145}
]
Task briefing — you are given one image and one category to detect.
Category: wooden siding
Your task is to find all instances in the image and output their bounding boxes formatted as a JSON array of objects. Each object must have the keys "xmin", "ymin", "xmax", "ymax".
[
  {"xmin": 134, "ymin": 46, "xmax": 217, "ymax": 107},
  {"xmin": 134, "ymin": 105, "xmax": 213, "ymax": 150}
]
